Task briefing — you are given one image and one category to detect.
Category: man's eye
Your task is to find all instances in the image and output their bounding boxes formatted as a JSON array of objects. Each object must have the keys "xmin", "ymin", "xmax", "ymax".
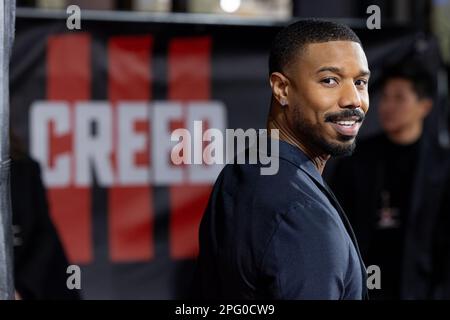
[
  {"xmin": 355, "ymin": 79, "xmax": 368, "ymax": 87},
  {"xmin": 321, "ymin": 78, "xmax": 338, "ymax": 85}
]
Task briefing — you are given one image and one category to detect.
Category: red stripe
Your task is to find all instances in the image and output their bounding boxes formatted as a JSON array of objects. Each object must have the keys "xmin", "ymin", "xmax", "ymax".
[
  {"xmin": 134, "ymin": 121, "xmax": 150, "ymax": 166},
  {"xmin": 168, "ymin": 37, "xmax": 212, "ymax": 259},
  {"xmin": 47, "ymin": 34, "xmax": 92, "ymax": 264},
  {"xmin": 108, "ymin": 36, "xmax": 154, "ymax": 262},
  {"xmin": 168, "ymin": 37, "xmax": 211, "ymax": 101}
]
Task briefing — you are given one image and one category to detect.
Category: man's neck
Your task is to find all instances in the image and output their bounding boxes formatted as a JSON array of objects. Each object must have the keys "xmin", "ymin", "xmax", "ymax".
[{"xmin": 267, "ymin": 109, "xmax": 330, "ymax": 174}]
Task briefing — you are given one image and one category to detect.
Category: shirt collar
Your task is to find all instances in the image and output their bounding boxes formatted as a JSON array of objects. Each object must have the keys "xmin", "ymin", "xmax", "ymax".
[{"xmin": 275, "ymin": 139, "xmax": 325, "ymax": 187}]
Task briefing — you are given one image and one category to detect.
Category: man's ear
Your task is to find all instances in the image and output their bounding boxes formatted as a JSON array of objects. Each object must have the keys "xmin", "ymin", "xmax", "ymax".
[
  {"xmin": 270, "ymin": 72, "xmax": 289, "ymax": 106},
  {"xmin": 419, "ymin": 98, "xmax": 433, "ymax": 118}
]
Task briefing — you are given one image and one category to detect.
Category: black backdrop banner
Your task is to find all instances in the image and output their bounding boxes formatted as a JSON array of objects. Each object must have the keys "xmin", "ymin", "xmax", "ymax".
[{"xmin": 10, "ymin": 15, "xmax": 443, "ymax": 299}]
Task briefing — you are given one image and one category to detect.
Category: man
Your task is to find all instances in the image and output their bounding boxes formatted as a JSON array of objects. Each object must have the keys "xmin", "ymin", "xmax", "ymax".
[
  {"xmin": 193, "ymin": 19, "xmax": 370, "ymax": 299},
  {"xmin": 329, "ymin": 65, "xmax": 449, "ymax": 299}
]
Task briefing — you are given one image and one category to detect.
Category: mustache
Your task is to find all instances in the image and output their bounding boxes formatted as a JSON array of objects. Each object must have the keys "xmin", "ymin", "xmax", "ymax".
[{"xmin": 324, "ymin": 109, "xmax": 365, "ymax": 123}]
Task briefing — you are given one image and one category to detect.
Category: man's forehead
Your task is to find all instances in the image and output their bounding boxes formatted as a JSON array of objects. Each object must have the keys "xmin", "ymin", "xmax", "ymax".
[{"xmin": 297, "ymin": 41, "xmax": 368, "ymax": 72}]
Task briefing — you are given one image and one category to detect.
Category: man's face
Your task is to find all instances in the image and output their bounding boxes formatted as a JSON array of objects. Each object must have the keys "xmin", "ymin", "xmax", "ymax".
[
  {"xmin": 378, "ymin": 78, "xmax": 427, "ymax": 134},
  {"xmin": 284, "ymin": 41, "xmax": 370, "ymax": 156}
]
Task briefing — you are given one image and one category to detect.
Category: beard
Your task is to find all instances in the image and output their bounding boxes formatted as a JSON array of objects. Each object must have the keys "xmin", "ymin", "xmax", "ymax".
[{"xmin": 292, "ymin": 108, "xmax": 357, "ymax": 157}]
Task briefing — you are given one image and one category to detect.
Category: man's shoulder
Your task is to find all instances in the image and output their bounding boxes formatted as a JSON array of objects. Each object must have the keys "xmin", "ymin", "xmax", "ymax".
[
  {"xmin": 211, "ymin": 163, "xmax": 343, "ymax": 248},
  {"xmin": 217, "ymin": 160, "xmax": 325, "ymax": 215}
]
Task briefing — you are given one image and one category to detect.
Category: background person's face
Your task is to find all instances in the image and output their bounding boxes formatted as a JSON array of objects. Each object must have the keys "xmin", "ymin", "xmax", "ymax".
[
  {"xmin": 378, "ymin": 78, "xmax": 427, "ymax": 134},
  {"xmin": 284, "ymin": 41, "xmax": 370, "ymax": 156}
]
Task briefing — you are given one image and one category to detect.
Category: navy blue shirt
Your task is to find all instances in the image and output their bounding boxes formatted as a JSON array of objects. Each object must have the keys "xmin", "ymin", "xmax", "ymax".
[{"xmin": 193, "ymin": 140, "xmax": 367, "ymax": 299}]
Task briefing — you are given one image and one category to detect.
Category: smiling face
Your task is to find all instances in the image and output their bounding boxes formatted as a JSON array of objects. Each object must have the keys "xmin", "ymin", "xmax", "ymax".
[{"xmin": 272, "ymin": 41, "xmax": 370, "ymax": 157}]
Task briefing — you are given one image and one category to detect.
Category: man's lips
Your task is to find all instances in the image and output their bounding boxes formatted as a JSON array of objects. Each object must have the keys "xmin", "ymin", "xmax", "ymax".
[
  {"xmin": 324, "ymin": 110, "xmax": 365, "ymax": 138},
  {"xmin": 328, "ymin": 116, "xmax": 362, "ymax": 137}
]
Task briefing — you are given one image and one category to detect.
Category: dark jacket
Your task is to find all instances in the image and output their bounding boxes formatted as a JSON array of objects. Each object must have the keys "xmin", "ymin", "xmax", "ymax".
[
  {"xmin": 193, "ymin": 140, "xmax": 367, "ymax": 299},
  {"xmin": 328, "ymin": 133, "xmax": 450, "ymax": 299},
  {"xmin": 432, "ymin": 164, "xmax": 450, "ymax": 299},
  {"xmin": 12, "ymin": 155, "xmax": 80, "ymax": 300}
]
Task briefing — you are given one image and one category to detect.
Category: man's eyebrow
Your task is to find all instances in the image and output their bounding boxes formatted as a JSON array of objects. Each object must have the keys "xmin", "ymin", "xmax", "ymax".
[
  {"xmin": 316, "ymin": 66, "xmax": 371, "ymax": 78},
  {"xmin": 358, "ymin": 70, "xmax": 371, "ymax": 78},
  {"xmin": 316, "ymin": 66, "xmax": 342, "ymax": 74}
]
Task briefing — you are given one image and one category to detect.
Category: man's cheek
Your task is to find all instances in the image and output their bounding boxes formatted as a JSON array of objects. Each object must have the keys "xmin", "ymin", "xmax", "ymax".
[
  {"xmin": 323, "ymin": 122, "xmax": 337, "ymax": 137},
  {"xmin": 304, "ymin": 90, "xmax": 335, "ymax": 109}
]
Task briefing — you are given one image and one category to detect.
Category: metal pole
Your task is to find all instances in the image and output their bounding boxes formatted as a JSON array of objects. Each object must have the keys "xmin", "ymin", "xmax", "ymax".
[{"xmin": 0, "ymin": 0, "xmax": 15, "ymax": 300}]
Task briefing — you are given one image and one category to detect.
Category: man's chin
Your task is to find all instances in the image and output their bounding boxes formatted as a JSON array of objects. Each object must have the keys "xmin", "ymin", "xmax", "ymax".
[
  {"xmin": 337, "ymin": 133, "xmax": 357, "ymax": 142},
  {"xmin": 295, "ymin": 122, "xmax": 357, "ymax": 157},
  {"xmin": 324, "ymin": 139, "xmax": 356, "ymax": 157}
]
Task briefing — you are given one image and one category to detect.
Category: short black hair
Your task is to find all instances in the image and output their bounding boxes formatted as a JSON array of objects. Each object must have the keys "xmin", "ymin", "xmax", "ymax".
[
  {"xmin": 380, "ymin": 63, "xmax": 434, "ymax": 99},
  {"xmin": 269, "ymin": 19, "xmax": 362, "ymax": 76}
]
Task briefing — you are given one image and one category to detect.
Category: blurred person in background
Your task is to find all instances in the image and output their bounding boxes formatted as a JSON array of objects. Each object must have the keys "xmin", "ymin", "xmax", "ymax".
[
  {"xmin": 328, "ymin": 63, "xmax": 450, "ymax": 299},
  {"xmin": 11, "ymin": 131, "xmax": 80, "ymax": 300},
  {"xmin": 430, "ymin": 65, "xmax": 450, "ymax": 299}
]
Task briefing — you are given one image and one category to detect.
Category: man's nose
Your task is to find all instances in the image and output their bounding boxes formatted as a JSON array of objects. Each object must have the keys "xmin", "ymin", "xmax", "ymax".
[{"xmin": 339, "ymin": 82, "xmax": 362, "ymax": 109}]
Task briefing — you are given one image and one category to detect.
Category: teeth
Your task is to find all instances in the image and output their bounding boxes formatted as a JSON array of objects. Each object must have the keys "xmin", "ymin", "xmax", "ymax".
[{"xmin": 336, "ymin": 121, "xmax": 356, "ymax": 126}]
